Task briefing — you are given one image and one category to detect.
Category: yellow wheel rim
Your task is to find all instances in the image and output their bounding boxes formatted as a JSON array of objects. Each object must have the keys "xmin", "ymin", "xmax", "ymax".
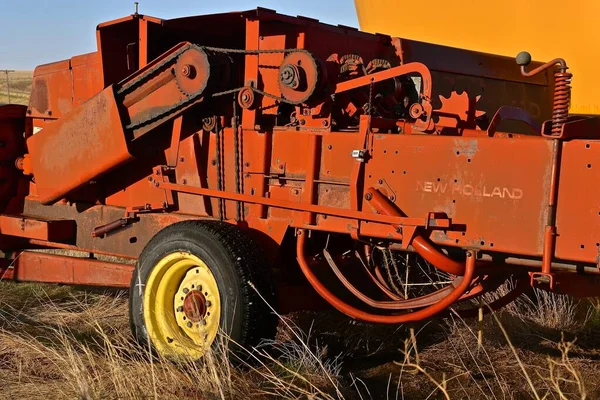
[{"xmin": 143, "ymin": 252, "xmax": 221, "ymax": 359}]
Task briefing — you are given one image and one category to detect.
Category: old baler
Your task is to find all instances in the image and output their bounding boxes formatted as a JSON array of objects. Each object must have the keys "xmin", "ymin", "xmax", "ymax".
[{"xmin": 0, "ymin": 8, "xmax": 598, "ymax": 359}]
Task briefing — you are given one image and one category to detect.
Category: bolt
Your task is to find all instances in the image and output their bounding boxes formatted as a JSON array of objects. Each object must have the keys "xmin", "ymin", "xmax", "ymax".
[
  {"xmin": 183, "ymin": 288, "xmax": 189, "ymax": 294},
  {"xmin": 205, "ymin": 301, "xmax": 212, "ymax": 307},
  {"xmin": 322, "ymin": 120, "xmax": 329, "ymax": 127},
  {"xmin": 279, "ymin": 164, "xmax": 284, "ymax": 170},
  {"xmin": 147, "ymin": 176, "xmax": 152, "ymax": 181},
  {"xmin": 244, "ymin": 162, "xmax": 250, "ymax": 167},
  {"xmin": 389, "ymin": 195, "xmax": 395, "ymax": 201},
  {"xmin": 378, "ymin": 179, "xmax": 384, "ymax": 185},
  {"xmin": 153, "ymin": 181, "xmax": 159, "ymax": 187},
  {"xmin": 186, "ymin": 321, "xmax": 193, "ymax": 328},
  {"xmin": 176, "ymin": 306, "xmax": 183, "ymax": 312},
  {"xmin": 280, "ymin": 64, "xmax": 299, "ymax": 88},
  {"xmin": 327, "ymin": 145, "xmax": 333, "ymax": 150},
  {"xmin": 180, "ymin": 156, "xmax": 185, "ymax": 162},
  {"xmin": 241, "ymin": 93, "xmax": 250, "ymax": 102},
  {"xmin": 211, "ymin": 159, "xmax": 217, "ymax": 166},
  {"xmin": 182, "ymin": 179, "xmax": 187, "ymax": 185},
  {"xmin": 395, "ymin": 228, "xmax": 402, "ymax": 234},
  {"xmin": 180, "ymin": 64, "xmax": 195, "ymax": 78},
  {"xmin": 365, "ymin": 193, "xmax": 373, "ymax": 201},
  {"xmin": 300, "ymin": 119, "xmax": 306, "ymax": 125}
]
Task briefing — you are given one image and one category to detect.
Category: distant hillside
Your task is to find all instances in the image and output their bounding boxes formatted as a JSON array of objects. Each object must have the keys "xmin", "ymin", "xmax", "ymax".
[{"xmin": 0, "ymin": 71, "xmax": 32, "ymax": 105}]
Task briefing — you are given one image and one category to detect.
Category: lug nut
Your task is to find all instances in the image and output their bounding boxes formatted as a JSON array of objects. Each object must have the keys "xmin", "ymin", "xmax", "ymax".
[
  {"xmin": 205, "ymin": 301, "xmax": 212, "ymax": 307},
  {"xmin": 200, "ymin": 320, "xmax": 207, "ymax": 326},
  {"xmin": 182, "ymin": 288, "xmax": 189, "ymax": 294},
  {"xmin": 186, "ymin": 321, "xmax": 193, "ymax": 328},
  {"xmin": 176, "ymin": 306, "xmax": 183, "ymax": 312}
]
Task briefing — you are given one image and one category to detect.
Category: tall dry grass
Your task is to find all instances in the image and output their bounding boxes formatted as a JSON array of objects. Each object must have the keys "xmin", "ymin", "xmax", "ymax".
[
  {"xmin": 0, "ymin": 282, "xmax": 357, "ymax": 399},
  {"xmin": 0, "ymin": 281, "xmax": 596, "ymax": 399}
]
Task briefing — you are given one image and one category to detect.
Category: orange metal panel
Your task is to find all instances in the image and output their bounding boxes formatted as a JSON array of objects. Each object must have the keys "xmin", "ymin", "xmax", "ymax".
[
  {"xmin": 1, "ymin": 251, "xmax": 133, "ymax": 288},
  {"xmin": 27, "ymin": 86, "xmax": 131, "ymax": 204},
  {"xmin": 555, "ymin": 140, "xmax": 600, "ymax": 262},
  {"xmin": 71, "ymin": 52, "xmax": 103, "ymax": 107},
  {"xmin": 29, "ymin": 61, "xmax": 72, "ymax": 119},
  {"xmin": 0, "ymin": 215, "xmax": 74, "ymax": 241},
  {"xmin": 364, "ymin": 134, "xmax": 553, "ymax": 256}
]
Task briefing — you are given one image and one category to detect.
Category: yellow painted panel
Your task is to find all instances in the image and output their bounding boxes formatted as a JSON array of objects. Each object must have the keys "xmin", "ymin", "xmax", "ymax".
[{"xmin": 355, "ymin": 0, "xmax": 600, "ymax": 115}]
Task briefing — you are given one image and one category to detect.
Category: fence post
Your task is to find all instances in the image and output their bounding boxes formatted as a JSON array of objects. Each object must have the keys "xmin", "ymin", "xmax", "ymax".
[{"xmin": 2, "ymin": 70, "xmax": 15, "ymax": 103}]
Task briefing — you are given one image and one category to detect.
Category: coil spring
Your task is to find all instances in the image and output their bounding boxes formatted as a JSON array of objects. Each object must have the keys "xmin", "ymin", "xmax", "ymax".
[{"xmin": 551, "ymin": 69, "xmax": 572, "ymax": 135}]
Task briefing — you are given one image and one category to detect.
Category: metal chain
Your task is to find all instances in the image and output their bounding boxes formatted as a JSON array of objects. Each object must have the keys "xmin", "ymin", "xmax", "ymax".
[
  {"xmin": 201, "ymin": 46, "xmax": 311, "ymax": 56},
  {"xmin": 215, "ymin": 118, "xmax": 223, "ymax": 220},
  {"xmin": 122, "ymin": 44, "xmax": 303, "ymax": 130},
  {"xmin": 117, "ymin": 44, "xmax": 192, "ymax": 97},
  {"xmin": 232, "ymin": 94, "xmax": 242, "ymax": 222},
  {"xmin": 367, "ymin": 80, "xmax": 374, "ymax": 116}
]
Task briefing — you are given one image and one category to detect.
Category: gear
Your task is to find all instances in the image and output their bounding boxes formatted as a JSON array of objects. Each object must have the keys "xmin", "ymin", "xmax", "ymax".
[
  {"xmin": 175, "ymin": 47, "xmax": 211, "ymax": 96},
  {"xmin": 339, "ymin": 54, "xmax": 365, "ymax": 78},
  {"xmin": 277, "ymin": 51, "xmax": 322, "ymax": 104},
  {"xmin": 434, "ymin": 91, "xmax": 486, "ymax": 129}
]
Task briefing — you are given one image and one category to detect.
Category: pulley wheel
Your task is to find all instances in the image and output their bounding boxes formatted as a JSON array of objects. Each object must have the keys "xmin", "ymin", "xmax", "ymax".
[
  {"xmin": 278, "ymin": 51, "xmax": 321, "ymax": 104},
  {"xmin": 175, "ymin": 47, "xmax": 211, "ymax": 96}
]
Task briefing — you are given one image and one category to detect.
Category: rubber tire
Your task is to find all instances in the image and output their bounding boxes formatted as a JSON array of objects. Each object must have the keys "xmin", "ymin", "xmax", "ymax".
[{"xmin": 129, "ymin": 220, "xmax": 277, "ymax": 359}]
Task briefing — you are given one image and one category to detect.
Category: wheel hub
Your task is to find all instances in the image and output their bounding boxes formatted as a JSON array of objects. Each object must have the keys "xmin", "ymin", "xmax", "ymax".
[
  {"xmin": 183, "ymin": 290, "xmax": 207, "ymax": 322},
  {"xmin": 174, "ymin": 266, "xmax": 218, "ymax": 339}
]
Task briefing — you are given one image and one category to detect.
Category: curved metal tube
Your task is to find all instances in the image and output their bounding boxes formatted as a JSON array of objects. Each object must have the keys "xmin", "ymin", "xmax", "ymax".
[
  {"xmin": 411, "ymin": 236, "xmax": 466, "ymax": 276},
  {"xmin": 355, "ymin": 250, "xmax": 403, "ymax": 300},
  {"xmin": 365, "ymin": 187, "xmax": 466, "ymax": 276},
  {"xmin": 453, "ymin": 278, "xmax": 528, "ymax": 319},
  {"xmin": 296, "ymin": 229, "xmax": 476, "ymax": 323},
  {"xmin": 324, "ymin": 248, "xmax": 455, "ymax": 309},
  {"xmin": 519, "ymin": 57, "xmax": 567, "ymax": 77}
]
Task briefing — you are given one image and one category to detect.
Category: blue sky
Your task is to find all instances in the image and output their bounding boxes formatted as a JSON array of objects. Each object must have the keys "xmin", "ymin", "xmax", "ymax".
[{"xmin": 0, "ymin": 0, "xmax": 358, "ymax": 70}]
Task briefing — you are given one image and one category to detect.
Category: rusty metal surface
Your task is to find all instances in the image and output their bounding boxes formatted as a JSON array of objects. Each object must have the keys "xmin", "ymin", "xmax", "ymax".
[
  {"xmin": 0, "ymin": 251, "xmax": 133, "ymax": 288},
  {"xmin": 0, "ymin": 105, "xmax": 26, "ymax": 213},
  {"xmin": 2, "ymin": 8, "xmax": 599, "ymax": 314},
  {"xmin": 0, "ymin": 214, "xmax": 74, "ymax": 241},
  {"xmin": 22, "ymin": 199, "xmax": 194, "ymax": 258},
  {"xmin": 27, "ymin": 86, "xmax": 131, "ymax": 205}
]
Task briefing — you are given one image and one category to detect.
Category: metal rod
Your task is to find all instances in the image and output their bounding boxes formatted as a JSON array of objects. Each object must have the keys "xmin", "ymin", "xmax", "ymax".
[
  {"xmin": 156, "ymin": 180, "xmax": 445, "ymax": 227},
  {"xmin": 542, "ymin": 138, "xmax": 561, "ymax": 274}
]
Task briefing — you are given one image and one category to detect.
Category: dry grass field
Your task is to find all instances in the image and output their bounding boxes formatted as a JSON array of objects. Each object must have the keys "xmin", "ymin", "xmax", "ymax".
[
  {"xmin": 0, "ymin": 281, "xmax": 598, "ymax": 399},
  {"xmin": 0, "ymin": 71, "xmax": 32, "ymax": 105}
]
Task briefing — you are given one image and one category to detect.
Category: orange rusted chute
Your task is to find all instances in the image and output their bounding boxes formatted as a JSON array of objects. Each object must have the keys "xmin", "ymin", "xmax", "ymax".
[{"xmin": 0, "ymin": 8, "xmax": 598, "ymax": 359}]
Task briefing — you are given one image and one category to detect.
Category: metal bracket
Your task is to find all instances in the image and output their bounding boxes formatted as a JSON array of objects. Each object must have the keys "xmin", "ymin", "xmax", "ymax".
[
  {"xmin": 529, "ymin": 271, "xmax": 556, "ymax": 290},
  {"xmin": 351, "ymin": 149, "xmax": 369, "ymax": 163}
]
